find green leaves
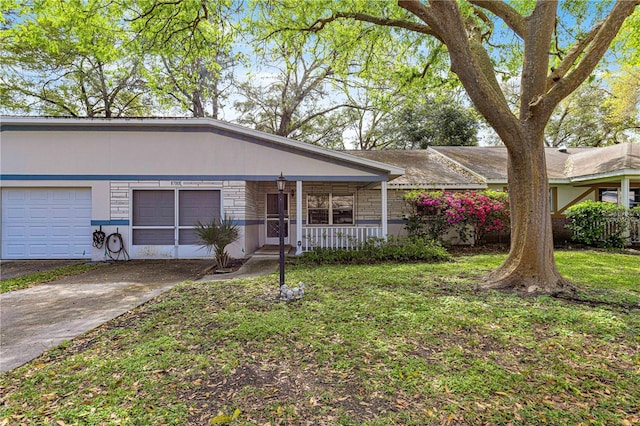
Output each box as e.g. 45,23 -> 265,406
565,200 -> 631,248
194,216 -> 240,268
1,0 -> 150,116
210,408 -> 241,424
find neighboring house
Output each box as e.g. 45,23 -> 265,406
351,144 -> 640,243
1,116 -> 638,260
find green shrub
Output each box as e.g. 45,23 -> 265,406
296,236 -> 451,265
565,201 -> 629,248
194,216 -> 240,268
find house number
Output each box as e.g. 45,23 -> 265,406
171,181 -> 183,187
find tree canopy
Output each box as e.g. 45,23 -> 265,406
1,0 -> 639,294
252,0 -> 639,293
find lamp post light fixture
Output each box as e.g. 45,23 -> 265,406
277,172 -> 286,289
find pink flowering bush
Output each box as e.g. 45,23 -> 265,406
404,190 -> 510,245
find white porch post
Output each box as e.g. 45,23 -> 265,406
381,180 -> 388,239
621,177 -> 631,209
296,180 -> 303,255
621,177 -> 631,243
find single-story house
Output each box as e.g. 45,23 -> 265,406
0,117 -> 404,260
350,144 -> 640,243
1,116 -> 638,260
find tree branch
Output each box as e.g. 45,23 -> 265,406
546,22 -> 602,88
401,0 -> 520,146
300,10 -> 443,42
468,0 -> 527,38
520,0 -> 558,122
544,0 -> 640,115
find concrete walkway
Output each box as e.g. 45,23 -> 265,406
200,257 -> 279,281
0,257 -> 279,373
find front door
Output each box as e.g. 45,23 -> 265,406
266,193 -> 289,245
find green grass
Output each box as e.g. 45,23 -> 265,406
0,263 -> 100,293
1,250 -> 638,425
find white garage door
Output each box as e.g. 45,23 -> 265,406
1,188 -> 92,259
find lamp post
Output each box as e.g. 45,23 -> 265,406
277,172 -> 286,289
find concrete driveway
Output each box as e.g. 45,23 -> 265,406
0,260 -> 212,373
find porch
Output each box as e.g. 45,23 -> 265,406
301,226 -> 383,251
246,179 -> 393,255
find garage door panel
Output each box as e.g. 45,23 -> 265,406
5,244 -> 26,257
29,226 -> 49,238
2,188 -> 91,259
51,225 -> 72,237
75,191 -> 92,201
6,191 -> 26,201
51,191 -> 72,201
6,207 -> 25,219
5,225 -> 26,238
29,208 -> 50,220
72,208 -> 92,220
26,190 -> 48,201
28,245 -> 47,256
52,208 -> 72,219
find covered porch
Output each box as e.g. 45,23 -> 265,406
245,178 -> 392,255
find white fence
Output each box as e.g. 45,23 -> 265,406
602,216 -> 640,245
301,226 -> 382,251
630,217 -> 640,244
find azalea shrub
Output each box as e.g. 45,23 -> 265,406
404,190 -> 510,245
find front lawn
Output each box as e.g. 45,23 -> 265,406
1,250 -> 638,425
0,263 -> 100,294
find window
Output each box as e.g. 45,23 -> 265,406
549,187 -> 557,214
599,188 -> 619,204
308,194 -> 354,225
598,188 -> 640,207
132,189 -> 220,245
633,189 -> 640,208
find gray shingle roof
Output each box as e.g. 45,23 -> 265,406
346,149 -> 485,188
432,144 -> 640,181
346,143 -> 639,187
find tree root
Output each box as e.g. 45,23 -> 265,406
478,273 -> 577,297
552,292 -> 640,311
477,275 -> 638,310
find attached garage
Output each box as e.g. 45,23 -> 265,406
1,188 -> 92,259
1,117 -> 404,260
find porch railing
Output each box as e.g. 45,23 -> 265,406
301,226 -> 382,251
630,216 -> 640,244
602,215 -> 640,245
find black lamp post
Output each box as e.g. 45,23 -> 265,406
277,172 -> 286,289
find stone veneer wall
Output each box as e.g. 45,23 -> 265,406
244,181 -> 262,254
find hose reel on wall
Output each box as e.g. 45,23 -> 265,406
92,226 -> 130,261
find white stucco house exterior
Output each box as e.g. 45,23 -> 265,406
2,116 -> 638,260
0,117 -> 404,260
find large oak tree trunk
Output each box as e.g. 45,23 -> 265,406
481,131 -> 573,295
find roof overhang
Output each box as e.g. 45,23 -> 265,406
569,169 -> 640,183
388,183 -> 488,190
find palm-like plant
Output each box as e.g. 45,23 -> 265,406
194,216 -> 240,269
